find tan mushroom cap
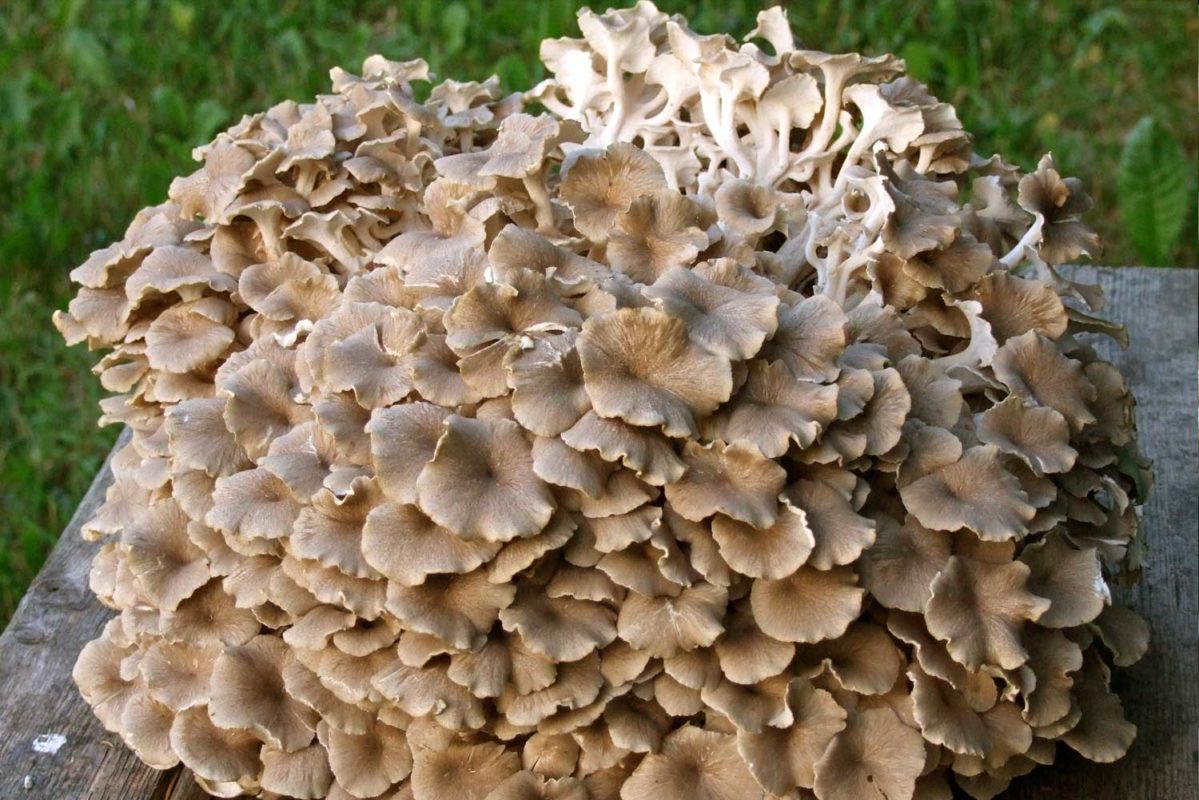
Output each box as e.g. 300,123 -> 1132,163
121,690 -> 181,769
799,620 -> 902,696
415,415 -> 555,542
500,589 -> 618,662
123,498 -> 211,610
1020,532 -> 1108,628
643,262 -> 780,361
735,678 -> 846,793
260,742 -> 335,799
812,706 -> 926,800
209,635 -> 318,752
708,359 -> 838,458
787,478 -> 877,569
141,639 -> 221,712
750,566 -> 864,644
992,331 -> 1097,432
761,295 -> 847,383
410,734 -> 521,800
858,514 -> 952,613
324,719 -> 412,797
607,189 -> 709,284
925,555 -> 1050,671
666,440 -> 786,529
711,500 -> 814,579
385,569 -> 515,650
170,705 -> 263,783
561,143 -> 667,241
506,332 -> 591,437
578,307 -> 733,438
362,501 -> 501,587
900,445 -> 1035,542
617,582 -> 728,658
622,725 -> 762,800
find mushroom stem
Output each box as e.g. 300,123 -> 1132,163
1000,213 -> 1046,268
523,172 -> 556,233
600,58 -> 628,147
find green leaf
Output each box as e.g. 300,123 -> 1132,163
1117,117 -> 1191,266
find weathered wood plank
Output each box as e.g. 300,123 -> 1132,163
0,267 -> 1194,799
0,428 -> 180,799
1007,266 -> 1199,799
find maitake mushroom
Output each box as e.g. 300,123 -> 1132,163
59,6 -> 1151,799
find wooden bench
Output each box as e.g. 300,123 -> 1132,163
1,266 -> 1194,800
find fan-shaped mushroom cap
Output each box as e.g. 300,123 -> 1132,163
385,569 -> 515,650
411,731 -> 521,800
706,359 -> 838,458
750,567 -> 864,644
362,502 -> 500,586
761,295 -> 847,383
666,440 -> 785,528
141,639 -> 221,712
500,589 -> 618,662
1020,532 -> 1108,628
1060,654 -> 1136,763
74,620 -> 140,733
561,412 -> 686,486
787,478 -> 877,569
617,582 -> 728,658
900,445 -> 1035,542
813,706 -> 926,800
561,144 -> 667,241
992,331 -> 1097,432
324,719 -> 411,797
977,396 -> 1077,476
170,705 -> 263,783
736,679 -> 846,793
969,271 -> 1067,343
416,415 -> 555,542
711,500 -> 814,579
485,771 -> 590,800
607,189 -> 709,283
643,262 -> 779,360
123,498 -> 211,610
260,742 -> 335,798
121,691 -> 181,769
859,515 -> 951,612
507,332 -> 591,437
622,726 -> 761,800
209,635 -> 318,751
578,308 -> 733,438
926,555 -> 1050,671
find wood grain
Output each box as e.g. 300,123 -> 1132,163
0,267 -> 1194,799
0,428 -> 180,799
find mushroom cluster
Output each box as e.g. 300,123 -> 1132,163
57,5 -> 1152,799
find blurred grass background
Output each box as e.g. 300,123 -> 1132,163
0,0 -> 1195,623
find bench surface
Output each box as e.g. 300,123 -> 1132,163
0,266 -> 1194,800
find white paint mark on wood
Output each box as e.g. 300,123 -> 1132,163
31,734 -> 66,755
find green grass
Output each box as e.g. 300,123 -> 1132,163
0,0 -> 1195,623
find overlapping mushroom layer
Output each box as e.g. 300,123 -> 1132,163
58,5 -> 1151,799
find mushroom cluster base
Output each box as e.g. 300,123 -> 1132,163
57,5 -> 1151,799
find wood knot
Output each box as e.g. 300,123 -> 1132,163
29,574 -> 88,610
